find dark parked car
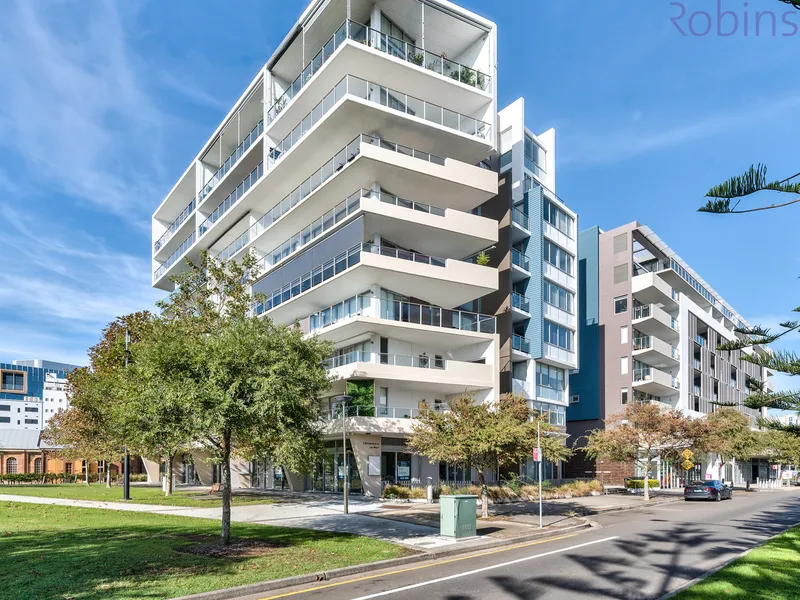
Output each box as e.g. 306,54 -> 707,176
684,480 -> 733,501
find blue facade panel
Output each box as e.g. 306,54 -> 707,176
0,363 -> 72,401
568,227 -> 601,421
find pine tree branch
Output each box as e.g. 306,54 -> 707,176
699,164 -> 800,214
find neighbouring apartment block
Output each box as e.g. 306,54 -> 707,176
0,359 -> 78,432
567,223 -> 772,487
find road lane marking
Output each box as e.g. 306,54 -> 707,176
258,532 -> 589,599
345,536 -> 619,600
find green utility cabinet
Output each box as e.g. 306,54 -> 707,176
440,494 -> 477,538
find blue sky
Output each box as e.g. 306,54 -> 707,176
0,0 -> 798,397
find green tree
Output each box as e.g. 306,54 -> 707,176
584,402 -> 696,501
699,164 -> 800,431
693,408 -> 763,479
408,393 -> 571,518
151,251 -> 333,544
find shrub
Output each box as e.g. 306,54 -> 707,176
625,478 -> 660,490
130,474 -> 149,483
408,487 -> 427,500
382,484 -> 410,499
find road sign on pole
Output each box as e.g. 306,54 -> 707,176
681,449 -> 694,461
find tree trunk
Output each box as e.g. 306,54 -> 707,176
643,471 -> 650,501
85,460 -> 90,485
165,454 -> 174,497
477,471 -> 489,518
221,430 -> 232,546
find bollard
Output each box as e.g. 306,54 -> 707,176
427,477 -> 433,504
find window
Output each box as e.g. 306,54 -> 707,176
0,404 -> 9,411
620,326 -> 629,344
524,133 -> 546,175
543,199 -> 574,238
1,371 -> 24,392
544,320 -> 574,351
614,263 -> 629,284
536,364 -> 566,402
621,357 -> 629,375
544,240 -> 573,274
613,233 -> 628,254
24,406 -> 38,413
570,395 -> 580,405
24,419 -> 38,425
530,401 -> 566,426
621,388 -> 629,405
65,462 -> 73,475
34,458 -> 42,474
614,296 -> 628,314
5,457 -> 17,474
544,281 -> 574,314
378,387 -> 388,416
0,417 -> 9,424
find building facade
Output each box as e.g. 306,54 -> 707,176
476,98 -> 577,481
152,0 -> 503,496
0,360 -> 78,431
568,222 -> 771,486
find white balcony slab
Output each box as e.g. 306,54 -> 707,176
328,360 -> 494,394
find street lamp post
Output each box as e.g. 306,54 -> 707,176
123,328 -> 131,501
334,394 -> 352,515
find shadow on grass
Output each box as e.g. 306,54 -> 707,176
1,503 -> 401,600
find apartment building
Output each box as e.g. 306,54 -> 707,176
476,98 -> 577,481
568,223 -> 771,486
151,0 -> 501,496
0,360 -> 78,431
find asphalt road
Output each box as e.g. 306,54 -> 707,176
241,488 -> 800,600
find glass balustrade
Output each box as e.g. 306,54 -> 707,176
512,334 -> 531,354
267,20 -> 491,123
511,293 -> 530,313
198,162 -> 264,237
512,208 -> 529,230
322,351 -> 447,370
512,249 -> 529,270
154,232 -> 196,280
199,120 -> 264,203
154,198 -> 196,253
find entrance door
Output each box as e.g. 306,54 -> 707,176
752,462 -> 760,482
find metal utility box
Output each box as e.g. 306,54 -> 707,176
440,494 -> 477,538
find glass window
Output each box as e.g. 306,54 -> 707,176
544,241 -> 573,275
544,281 -> 574,314
543,199 -> 574,238
536,363 -> 565,402
524,134 -> 546,175
621,388 -> 629,405
544,320 -> 574,351
614,296 -> 628,314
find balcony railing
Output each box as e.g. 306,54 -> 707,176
252,242 -> 453,316
379,300 -> 496,334
154,231 -> 195,280
154,198 -> 196,254
512,292 -> 530,313
267,20 -> 490,123
633,335 -> 680,359
693,358 -> 702,370
322,351 -> 446,371
374,190 -> 445,216
512,334 -> 531,354
198,162 -> 264,237
695,335 -> 708,347
634,367 -> 680,389
633,304 -> 651,320
199,120 -> 264,203
303,295 -> 496,335
269,74 -> 491,164
511,208 -> 530,230
512,249 -> 529,271
321,405 -> 432,420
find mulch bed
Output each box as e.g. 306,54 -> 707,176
174,535 -> 288,559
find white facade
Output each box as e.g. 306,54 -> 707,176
42,372 -> 69,428
498,98 -> 577,438
152,0 -> 500,495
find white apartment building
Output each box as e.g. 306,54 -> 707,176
151,0 -> 501,496
0,361 -> 75,431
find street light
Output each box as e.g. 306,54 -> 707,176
123,328 -> 131,501
334,394 -> 352,514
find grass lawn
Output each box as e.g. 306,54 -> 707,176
673,526 -> 800,600
0,483 -> 277,507
1,501 -> 411,600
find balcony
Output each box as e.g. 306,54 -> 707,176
693,358 -> 702,370
632,271 -> 679,308
199,162 -> 265,238
253,242 -> 497,325
511,292 -> 530,317
511,249 -> 530,282
632,335 -> 680,369
543,343 -> 578,369
153,197 -> 196,259
633,367 -> 680,397
695,335 -> 708,348
511,208 -> 530,244
267,20 -> 491,133
198,120 -> 264,205
268,73 -> 491,168
512,334 -> 531,360
632,304 -> 679,338
301,296 -> 496,348
324,351 -> 494,394
153,231 -> 195,283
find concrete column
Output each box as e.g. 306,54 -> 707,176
284,468 -> 306,492
350,434 -> 382,497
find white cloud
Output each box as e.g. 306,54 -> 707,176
560,94 -> 800,168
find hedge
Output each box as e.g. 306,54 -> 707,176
625,478 -> 661,489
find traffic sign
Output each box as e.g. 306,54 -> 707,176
681,449 -> 694,460
532,447 -> 541,461
681,460 -> 694,471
